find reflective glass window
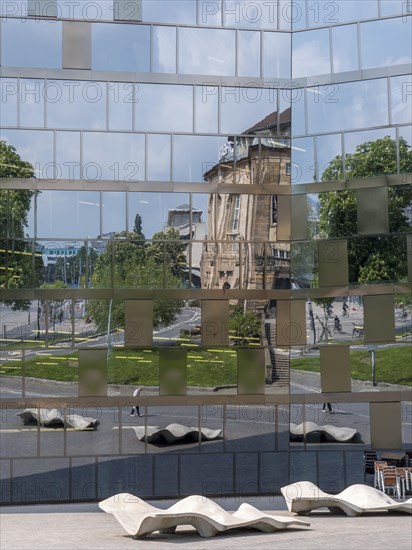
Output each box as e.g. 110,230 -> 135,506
262,32 -> 291,78
289,0 -> 306,30
92,23 -> 150,72
56,131 -> 81,180
142,0 -> 197,24
391,75 -> 412,125
307,0 -> 377,27
56,0 -> 113,19
83,133 -> 145,182
128,192 -> 190,239
36,191 -> 100,239
0,78 -> 18,127
20,79 -> 45,128
307,79 -> 388,134
46,81 -> 107,130
380,1 -> 407,17
399,126 -> 412,175
0,129 -> 53,179
222,0 -> 278,29
195,85 -> 219,134
173,135 -> 226,182
147,134 -> 171,181
102,192 -> 126,235
198,0 -> 222,27
291,137 -> 315,185
179,28 -> 236,75
108,82 -> 134,131
135,84 -> 193,132
220,87 -> 278,135
1,18 -> 62,68
316,134 -> 343,182
360,18 -> 411,69
344,128 -> 397,178
152,26 -> 177,73
293,28 -> 330,78
332,24 -> 359,73
238,31 -> 260,77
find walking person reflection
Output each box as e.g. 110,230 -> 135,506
130,386 -> 143,417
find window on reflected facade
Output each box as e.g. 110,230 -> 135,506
0,0 -> 410,503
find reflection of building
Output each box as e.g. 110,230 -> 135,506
201,109 -> 291,295
163,204 -> 206,287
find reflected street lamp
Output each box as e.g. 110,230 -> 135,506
367,345 -> 377,386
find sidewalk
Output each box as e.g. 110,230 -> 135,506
1,498 -> 411,549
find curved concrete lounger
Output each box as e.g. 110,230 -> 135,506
133,423 -> 222,444
281,481 -> 412,516
99,493 -> 309,538
16,408 -> 99,430
290,421 -> 357,442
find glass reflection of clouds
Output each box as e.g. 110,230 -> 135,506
1,18 -> 61,68
307,79 -> 388,134
179,27 -> 235,76
360,18 -> 411,70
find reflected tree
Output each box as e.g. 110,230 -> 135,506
320,136 -> 412,283
0,140 -> 43,309
88,232 -> 186,332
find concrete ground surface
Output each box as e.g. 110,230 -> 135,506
1,497 -> 411,550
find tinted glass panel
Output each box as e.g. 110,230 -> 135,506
179,28 -> 235,76
92,24 -> 150,72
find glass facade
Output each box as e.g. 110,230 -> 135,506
0,0 -> 410,503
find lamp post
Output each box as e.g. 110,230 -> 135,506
367,345 -> 377,386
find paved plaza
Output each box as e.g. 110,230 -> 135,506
1,498 -> 411,550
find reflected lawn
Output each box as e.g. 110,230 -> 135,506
291,345 -> 412,386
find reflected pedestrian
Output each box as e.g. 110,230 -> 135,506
130,386 -> 142,417
322,403 -> 333,413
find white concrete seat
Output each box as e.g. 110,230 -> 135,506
281,481 -> 412,516
99,494 -> 310,538
16,408 -> 99,430
290,421 -> 357,442
133,423 -> 222,444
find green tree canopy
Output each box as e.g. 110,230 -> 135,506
87,232 -> 187,332
0,140 -> 43,308
319,136 -> 412,283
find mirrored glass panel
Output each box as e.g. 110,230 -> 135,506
83,132 -> 145,182
0,78 -> 18,127
142,0 -> 197,24
399,126 -> 412,174
0,190 -> 35,238
316,133 -> 343,182
0,129 -> 54,179
0,19 -> 62,68
128,192 -> 190,239
391,75 -> 412,125
238,31 -> 260,77
36,191 -> 100,239
152,25 -> 177,73
360,17 -> 411,69
179,28 -> 235,76
198,0 -> 222,27
307,79 -> 388,134
108,83 -> 135,131
135,84 -> 193,132
307,0 -> 377,27
220,87 -> 278,135
262,32 -> 291,78
46,81 -> 107,130
147,134 -> 171,181
292,28 -> 330,78
195,85 -> 219,134
380,0 -> 406,16
344,128 -> 397,178
56,0 -> 113,19
55,131 -> 81,181
332,24 -> 359,73
223,0 -> 278,29
173,135 -> 226,182
291,137 -> 315,185
102,192 -> 126,236
92,23 -> 150,72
